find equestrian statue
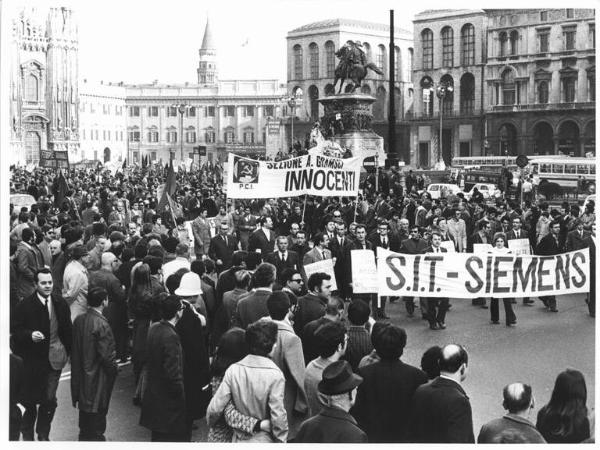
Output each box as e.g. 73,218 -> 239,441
333,40 -> 383,94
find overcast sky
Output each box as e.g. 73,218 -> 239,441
7,0 -> 590,84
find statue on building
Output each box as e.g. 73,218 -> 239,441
333,40 -> 383,94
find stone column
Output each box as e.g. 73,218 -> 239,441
550,70 -> 561,103
577,67 -> 587,102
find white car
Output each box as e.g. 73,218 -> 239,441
426,183 -> 462,199
463,183 -> 500,200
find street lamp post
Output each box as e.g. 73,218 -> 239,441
436,81 -> 454,170
287,96 -> 297,152
172,103 -> 188,163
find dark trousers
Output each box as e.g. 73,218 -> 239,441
427,298 -> 449,325
540,295 -> 556,309
404,296 -> 415,315
491,298 -> 516,324
10,405 -> 22,441
78,409 -> 107,441
372,296 -> 387,317
151,430 -> 189,442
21,368 -> 61,440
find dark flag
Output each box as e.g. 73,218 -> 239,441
122,158 -> 127,170
53,169 -> 69,208
157,159 -> 177,214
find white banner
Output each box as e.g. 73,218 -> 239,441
473,243 -> 493,253
508,238 -> 531,255
304,259 -> 337,291
226,154 -> 362,199
377,248 -> 590,298
351,249 -> 378,293
440,241 -> 456,252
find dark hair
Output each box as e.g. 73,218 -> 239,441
281,268 -> 300,285
245,252 -> 262,271
348,299 -> 370,325
325,296 -> 344,316
231,251 -> 248,267
245,320 -> 278,357
314,321 -> 346,358
143,255 -> 162,275
191,259 -> 206,277
88,287 -> 108,307
312,232 -> 326,246
159,294 -> 182,321
134,243 -> 148,260
258,216 -> 270,227
253,263 -> 276,288
540,369 -> 588,438
164,236 -> 180,253
204,258 -> 216,273
503,383 -> 533,414
373,324 -> 407,360
439,344 -> 469,373
34,267 -> 53,284
478,220 -> 489,230
22,227 -> 35,243
165,273 -> 183,295
210,328 -> 248,378
307,272 -> 331,292
266,291 -> 291,321
421,346 -> 442,379
175,243 -> 189,257
92,222 -> 107,237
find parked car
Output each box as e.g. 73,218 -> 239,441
463,183 -> 501,200
10,193 -> 36,212
426,183 -> 462,199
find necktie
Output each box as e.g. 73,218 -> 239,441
44,298 -> 50,319
383,237 -> 387,247
516,231 -> 519,239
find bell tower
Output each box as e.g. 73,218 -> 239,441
197,17 -> 217,85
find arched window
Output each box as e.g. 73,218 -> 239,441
324,83 -> 335,96
440,74 -> 454,115
376,45 -> 386,78
308,85 -> 319,120
361,84 -> 372,95
205,127 -> 216,143
499,31 -> 508,57
363,42 -> 372,62
309,43 -> 319,79
421,76 -> 434,116
502,69 -> 516,105
460,73 -> 475,114
325,41 -> 335,78
293,45 -> 303,79
461,24 -> 475,66
408,48 -> 414,75
538,81 -> 549,104
394,46 -> 401,81
441,27 -> 454,68
373,86 -> 386,121
25,74 -> 38,101
224,127 -> 235,144
509,30 -> 519,55
186,127 -> 196,143
243,127 -> 255,144
421,29 -> 433,69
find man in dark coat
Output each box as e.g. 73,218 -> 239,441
399,226 -> 429,317
369,221 -> 399,319
10,268 -> 72,441
583,224 -> 596,317
232,263 -> 276,329
424,231 -> 450,330
264,236 -> 301,281
140,295 -> 187,442
410,344 -> 474,443
293,272 -> 332,337
295,360 -> 367,443
208,222 -> 239,272
15,227 -> 43,301
351,324 -> 428,442
566,219 -> 591,251
248,216 -> 276,255
70,287 -> 118,441
536,220 -> 563,312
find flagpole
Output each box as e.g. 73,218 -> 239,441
354,196 -> 359,223
166,193 -> 178,230
301,195 -> 308,227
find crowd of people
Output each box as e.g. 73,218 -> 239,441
8,161 -> 595,442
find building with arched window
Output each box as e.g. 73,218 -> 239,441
286,18 -> 414,161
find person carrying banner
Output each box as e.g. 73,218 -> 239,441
399,226 -> 429,319
425,231 -> 449,330
489,233 -> 517,326
536,220 -> 563,312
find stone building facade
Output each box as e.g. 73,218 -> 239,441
409,8 -> 595,168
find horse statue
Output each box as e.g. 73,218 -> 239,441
333,41 -> 383,94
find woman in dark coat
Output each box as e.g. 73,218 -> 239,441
129,264 -> 155,387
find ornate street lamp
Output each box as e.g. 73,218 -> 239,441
287,96 -> 298,152
436,81 -> 454,170
172,103 -> 189,162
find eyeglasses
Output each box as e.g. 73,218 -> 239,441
410,230 -> 419,233
291,278 -> 303,283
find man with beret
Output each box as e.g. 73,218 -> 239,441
295,360 -> 367,443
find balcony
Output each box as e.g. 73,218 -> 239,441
489,102 -> 595,113
406,109 -> 482,121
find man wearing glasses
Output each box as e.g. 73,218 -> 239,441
399,227 -> 429,318
281,268 -> 304,308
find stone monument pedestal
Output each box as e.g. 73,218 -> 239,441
319,93 -> 384,162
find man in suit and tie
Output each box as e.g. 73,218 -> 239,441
330,221 -> 353,300
399,226 -> 430,317
506,217 -> 534,306
265,236 -> 301,282
248,216 -> 276,257
425,231 -> 450,330
303,232 -> 332,266
293,272 -> 333,337
566,219 -> 591,252
410,344 -> 474,443
10,268 -> 72,441
583,223 -> 595,317
232,263 -> 276,329
208,222 -> 239,272
536,220 -> 563,312
369,221 -> 400,319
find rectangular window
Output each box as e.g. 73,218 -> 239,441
590,24 -> 595,48
242,106 -> 255,117
442,31 -> 453,67
186,107 -> 196,117
461,25 -> 475,66
206,106 -> 215,117
186,131 -> 196,143
148,131 -> 159,142
563,78 -> 576,102
224,130 -> 235,144
128,131 -> 140,142
129,106 -> 140,117
459,141 -> 471,157
151,152 -> 157,161
422,32 -> 433,70
540,11 -> 548,22
167,106 -> 178,117
264,105 -> 274,117
148,106 -> 159,117
538,31 -> 549,52
566,9 -> 574,19
243,131 -> 255,144
205,130 -> 216,143
224,106 -> 235,117
167,131 -> 178,143
564,28 -> 576,50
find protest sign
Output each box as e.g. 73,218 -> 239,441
377,248 -> 590,299
304,258 -> 337,291
508,238 -> 531,255
351,249 -> 378,293
226,154 -> 362,199
440,241 -> 455,252
473,243 -> 493,253
184,220 -> 195,252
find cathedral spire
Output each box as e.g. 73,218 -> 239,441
198,15 -> 217,85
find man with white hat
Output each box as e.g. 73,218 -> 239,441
175,272 -> 207,326
294,360 -> 366,443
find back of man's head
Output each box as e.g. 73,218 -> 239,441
159,294 -> 181,321
246,320 -> 278,357
234,269 -> 251,289
325,296 -> 344,317
175,243 -> 189,258
267,291 -> 290,321
314,321 -> 346,359
253,263 -> 276,288
439,344 -> 469,374
373,323 -> 407,360
502,383 -> 533,414
347,300 -> 370,326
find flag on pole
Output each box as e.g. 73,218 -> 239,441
53,169 -> 69,208
157,159 -> 177,213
